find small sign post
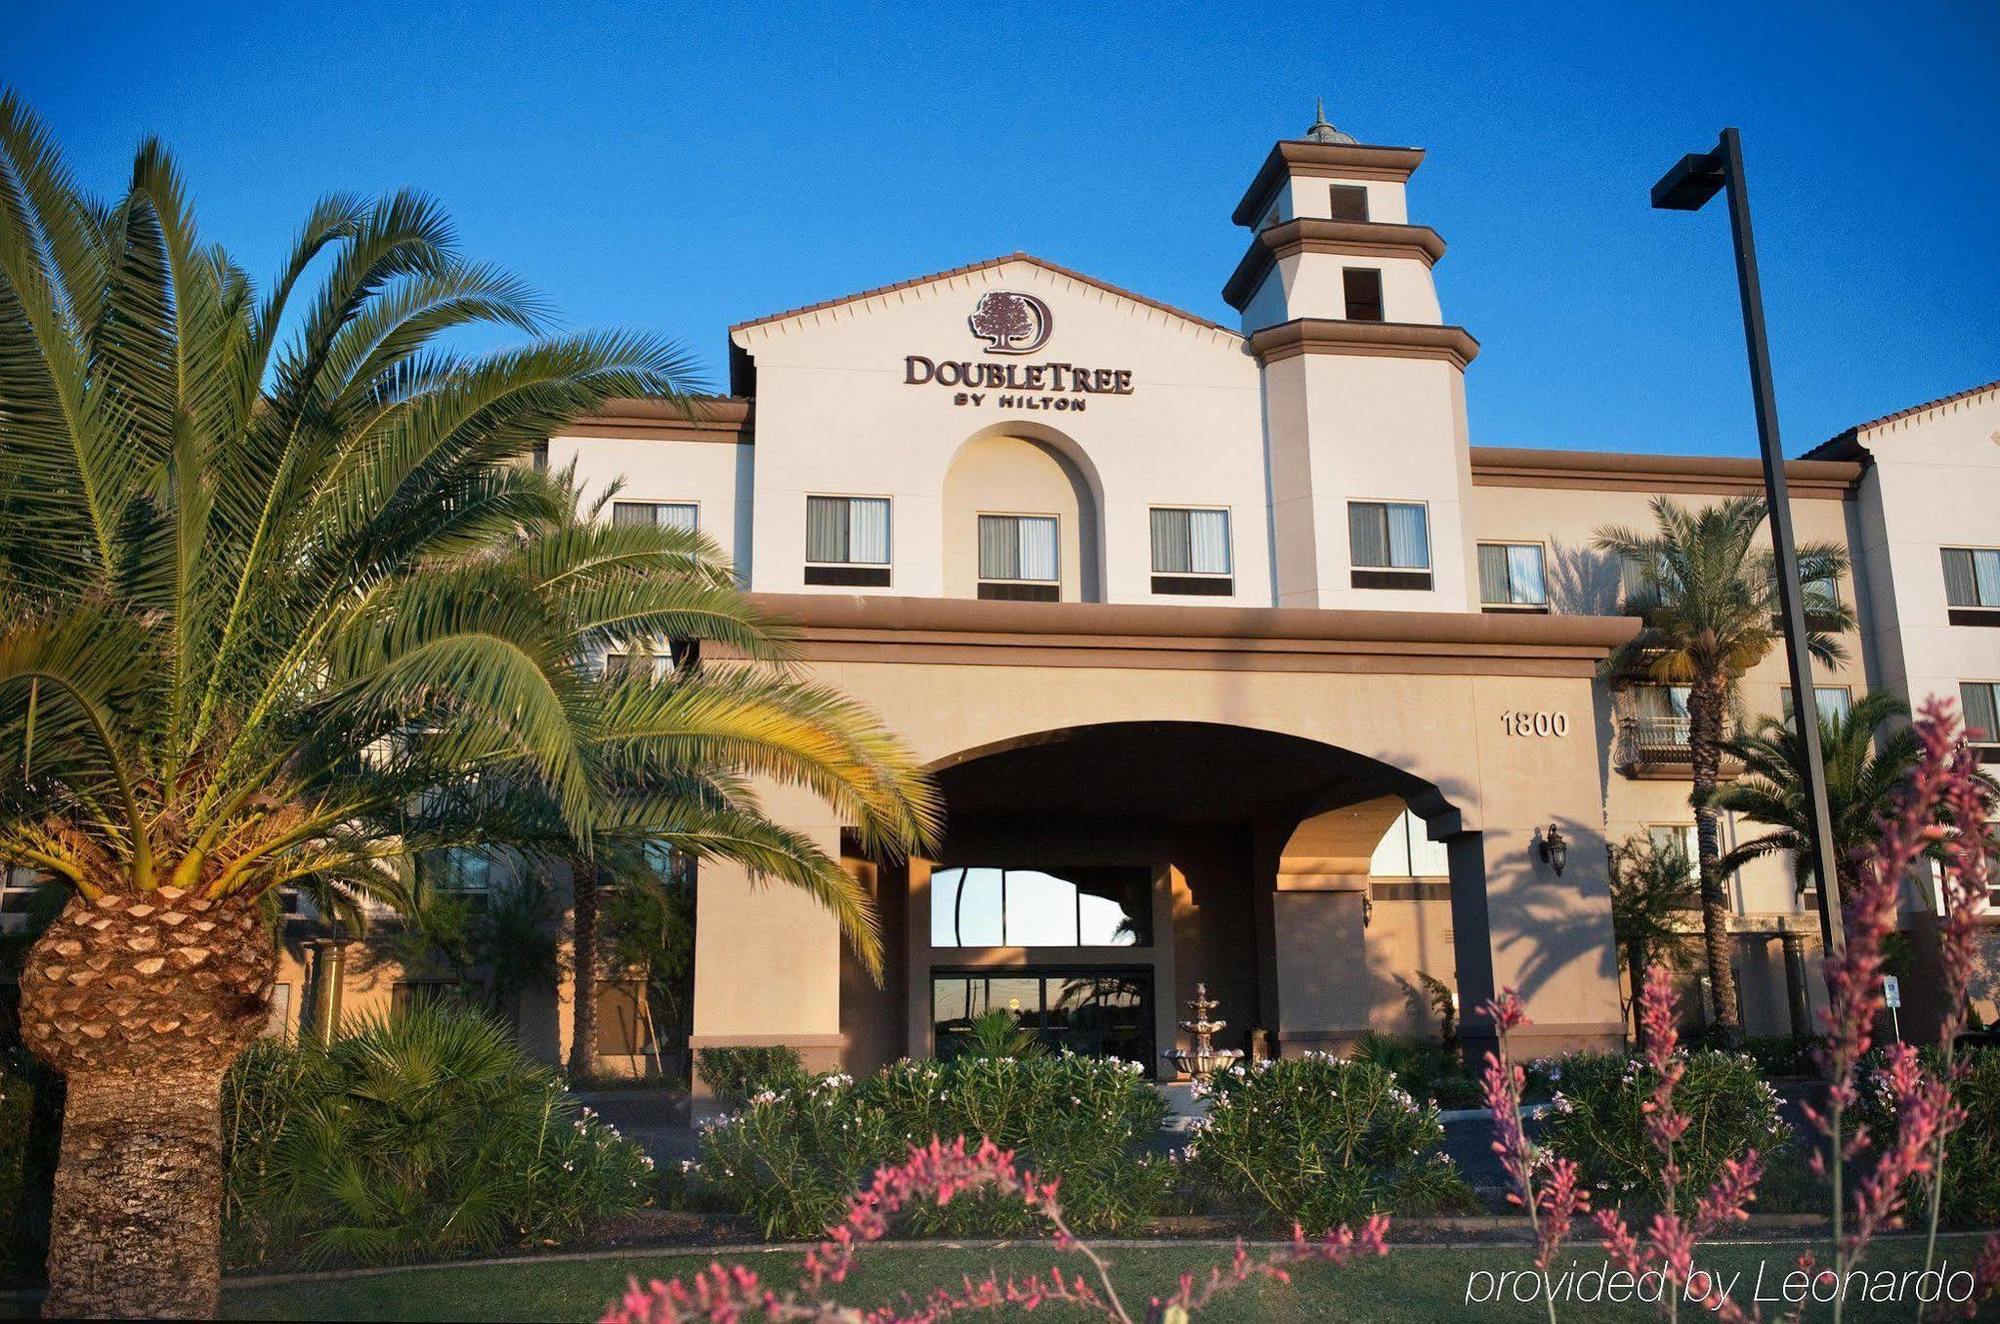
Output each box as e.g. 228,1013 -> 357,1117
1884,974 -> 1902,1042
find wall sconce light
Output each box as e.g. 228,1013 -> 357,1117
1362,895 -> 1374,928
1539,824 -> 1569,876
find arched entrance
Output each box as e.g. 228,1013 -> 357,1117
842,721 -> 1492,1077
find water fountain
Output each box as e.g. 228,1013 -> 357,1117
1162,982 -> 1244,1083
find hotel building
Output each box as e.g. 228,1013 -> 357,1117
24,112 -> 1989,1078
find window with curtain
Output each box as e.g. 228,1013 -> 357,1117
612,500 -> 698,532
806,496 -> 891,564
1635,685 -> 1692,720
1963,682 -> 2000,745
1149,507 -> 1233,595
1477,543 -> 1548,608
1780,686 -> 1854,726
1943,548 -> 2000,609
1348,502 -> 1430,588
1647,825 -> 1699,880
978,515 -> 1059,581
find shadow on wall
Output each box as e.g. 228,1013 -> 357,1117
1488,815 -> 1620,1015
1546,539 -> 1626,617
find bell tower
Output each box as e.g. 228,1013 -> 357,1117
1226,105 -> 1480,611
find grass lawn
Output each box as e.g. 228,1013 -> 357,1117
212,1235 -> 1998,1322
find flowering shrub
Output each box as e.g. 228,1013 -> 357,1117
610,1135 -> 1391,1323
222,1004 -> 652,1268
696,1053 -> 1170,1238
694,1044 -> 808,1109
1189,1053 -> 1475,1231
1536,1048 -> 1788,1207
1858,1044 -> 2000,1229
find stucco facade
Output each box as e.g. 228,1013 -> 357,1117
191,116 -> 2000,1081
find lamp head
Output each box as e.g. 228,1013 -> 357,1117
1652,149 -> 1727,211
1540,823 -> 1569,876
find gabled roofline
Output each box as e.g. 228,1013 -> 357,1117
727,251 -> 1240,340
1805,376 -> 2000,459
1231,140 -> 1427,228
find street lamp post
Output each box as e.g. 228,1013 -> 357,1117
1651,127 -> 1846,957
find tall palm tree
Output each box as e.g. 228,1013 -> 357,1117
1594,495 -> 1852,1041
1709,691 -> 1924,900
0,94 -> 938,1317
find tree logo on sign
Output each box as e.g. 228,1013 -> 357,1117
967,291 -> 1052,355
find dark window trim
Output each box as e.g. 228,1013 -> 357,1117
977,582 -> 1060,602
1352,568 -> 1432,591
1481,603 -> 1550,615
804,565 -> 891,587
1328,184 -> 1370,222
1342,267 -> 1385,322
1371,880 -> 1451,902
1948,608 -> 2000,628
1152,574 -> 1234,597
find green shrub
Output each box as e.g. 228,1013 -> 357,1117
1350,1031 -> 1480,1109
1857,1044 -> 2000,1228
696,1053 -> 1170,1238
0,1047 -> 61,1279
1189,1053 -> 1476,1231
222,1005 -> 652,1269
695,1045 -> 807,1109
1538,1049 -> 1790,1207
1691,1027 -> 1817,1078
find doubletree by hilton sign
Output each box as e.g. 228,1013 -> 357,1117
902,291 -> 1132,411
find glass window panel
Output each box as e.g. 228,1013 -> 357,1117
657,503 -> 698,532
1943,549 -> 1976,606
612,501 -> 653,528
1187,509 -> 1231,575
1386,503 -> 1430,569
1976,550 -> 2000,607
1001,870 -> 1081,946
986,977 -> 1043,1024
847,498 -> 890,564
1348,503 -> 1389,568
1016,517 -> 1058,581
1964,683 -> 2000,742
930,867 -> 1003,947
1409,817 -> 1450,877
1803,572 -> 1840,612
1369,811 -> 1414,877
806,496 -> 847,563
1816,687 -> 1853,722
977,515 -> 1019,580
1637,685 -> 1691,719
1477,545 -> 1510,603
1649,826 -> 1698,879
1507,544 -> 1547,604
1151,508 -> 1192,573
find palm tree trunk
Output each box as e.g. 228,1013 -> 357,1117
1626,939 -> 1648,1046
1688,674 -> 1742,1042
19,885 -> 275,1318
568,861 -> 600,1082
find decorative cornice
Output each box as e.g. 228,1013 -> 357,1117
745,592 -> 1636,678
1233,141 -> 1427,227
563,396 -> 754,443
1223,218 -> 1447,311
1468,446 -> 1863,499
1247,318 -> 1479,370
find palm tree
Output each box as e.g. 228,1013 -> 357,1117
1606,833 -> 1701,1044
0,94 -> 938,1317
1594,495 -> 1852,1041
1709,691 -> 1923,900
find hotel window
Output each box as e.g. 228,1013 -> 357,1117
1477,542 -> 1549,612
1647,825 -> 1699,881
1942,548 -> 2000,625
804,495 -> 891,586
1,861 -> 46,935
1150,506 -> 1233,596
1369,810 -> 1449,879
976,514 -> 1060,602
612,500 -> 698,532
1780,686 -> 1854,727
603,648 -> 680,682
930,865 -> 1153,948
1328,184 -> 1370,222
932,971 -> 1152,1065
1343,268 -> 1385,321
417,847 -> 492,909
1348,501 -> 1431,590
1963,682 -> 2000,759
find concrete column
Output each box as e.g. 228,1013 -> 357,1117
1445,831 -> 1497,1062
688,782 -> 846,1100
1783,933 -> 1810,1038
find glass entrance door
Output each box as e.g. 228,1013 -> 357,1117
931,969 -> 1154,1067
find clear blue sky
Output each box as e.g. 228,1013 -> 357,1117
10,2 -> 1998,456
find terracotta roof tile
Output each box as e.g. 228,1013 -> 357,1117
1807,376 -> 2000,458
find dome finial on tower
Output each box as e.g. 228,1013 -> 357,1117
1304,97 -> 1356,145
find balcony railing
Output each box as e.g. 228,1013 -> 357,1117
1614,715 -> 1744,779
